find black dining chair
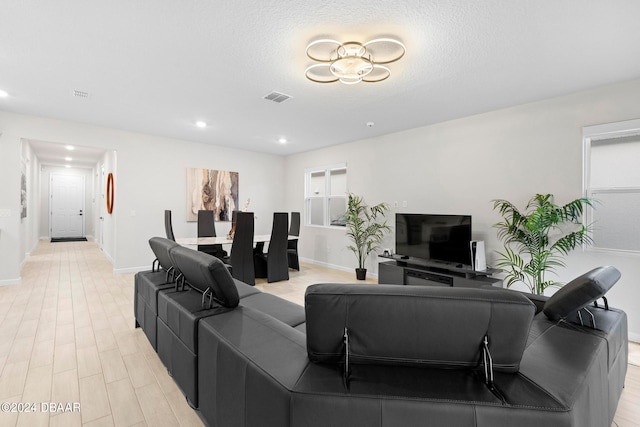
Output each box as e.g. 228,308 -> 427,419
255,212 -> 289,283
197,210 -> 227,259
287,211 -> 300,270
164,210 -> 175,241
225,212 -> 256,285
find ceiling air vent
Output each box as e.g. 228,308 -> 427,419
73,90 -> 91,99
263,91 -> 292,103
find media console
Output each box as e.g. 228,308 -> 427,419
378,255 -> 502,288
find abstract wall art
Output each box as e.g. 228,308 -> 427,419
186,168 -> 239,222
20,160 -> 27,219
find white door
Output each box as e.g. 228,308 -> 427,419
50,174 -> 85,238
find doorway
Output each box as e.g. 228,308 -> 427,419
50,173 -> 85,238
98,164 -> 105,250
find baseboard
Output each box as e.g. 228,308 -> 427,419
24,239 -> 40,261
298,257 -> 379,278
101,249 -> 115,265
629,332 -> 640,343
113,266 -> 149,275
0,277 -> 21,286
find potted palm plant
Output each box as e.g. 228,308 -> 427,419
345,193 -> 391,280
492,193 -> 593,295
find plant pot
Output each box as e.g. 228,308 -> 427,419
355,268 -> 367,280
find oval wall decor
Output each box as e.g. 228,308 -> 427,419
106,173 -> 114,214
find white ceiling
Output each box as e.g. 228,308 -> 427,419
2,0 -> 640,161
27,139 -> 106,169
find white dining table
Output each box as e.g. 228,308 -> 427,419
175,235 -> 297,246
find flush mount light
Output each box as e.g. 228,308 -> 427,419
65,157 -> 72,161
0,90 -> 8,98
305,38 -> 405,84
196,121 -> 207,128
65,145 -> 75,151
278,138 -> 287,144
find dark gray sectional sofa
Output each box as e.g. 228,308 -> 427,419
134,237 -> 628,427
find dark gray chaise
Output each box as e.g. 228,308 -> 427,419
135,238 -> 304,408
135,238 -> 627,427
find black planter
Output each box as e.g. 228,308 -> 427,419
355,268 -> 367,280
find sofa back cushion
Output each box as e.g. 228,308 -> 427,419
149,236 -> 179,271
543,266 -> 621,321
170,246 -> 240,308
305,284 -> 535,372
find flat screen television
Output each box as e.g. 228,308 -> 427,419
395,213 -> 472,266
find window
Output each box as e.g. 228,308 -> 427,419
584,119 -> 640,252
305,163 -> 347,227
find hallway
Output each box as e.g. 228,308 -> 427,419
0,241 -> 204,426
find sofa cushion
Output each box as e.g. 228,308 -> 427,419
240,292 -> 305,327
543,266 -> 621,321
235,279 -> 262,299
170,246 -> 240,308
305,284 -> 535,373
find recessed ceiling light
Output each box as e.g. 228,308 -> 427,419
196,121 -> 207,128
65,157 -> 72,161
65,165 -> 71,168
278,138 -> 287,144
65,145 -> 75,151
0,90 -> 8,98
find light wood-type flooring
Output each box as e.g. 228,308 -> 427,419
0,241 -> 638,426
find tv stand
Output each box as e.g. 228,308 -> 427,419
378,255 -> 502,288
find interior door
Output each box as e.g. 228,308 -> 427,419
50,173 -> 85,238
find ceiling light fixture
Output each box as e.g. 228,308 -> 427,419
278,138 -> 287,144
0,90 -> 8,98
305,38 -> 405,84
196,121 -> 207,128
65,145 -> 75,151
65,157 -> 72,161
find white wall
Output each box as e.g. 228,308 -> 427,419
19,141 -> 41,264
100,150 -> 117,263
284,78 -> 640,341
0,131 -> 22,284
0,110 -> 285,278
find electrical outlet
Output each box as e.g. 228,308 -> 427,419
393,201 -> 399,208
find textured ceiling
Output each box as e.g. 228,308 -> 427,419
2,0 -> 640,160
